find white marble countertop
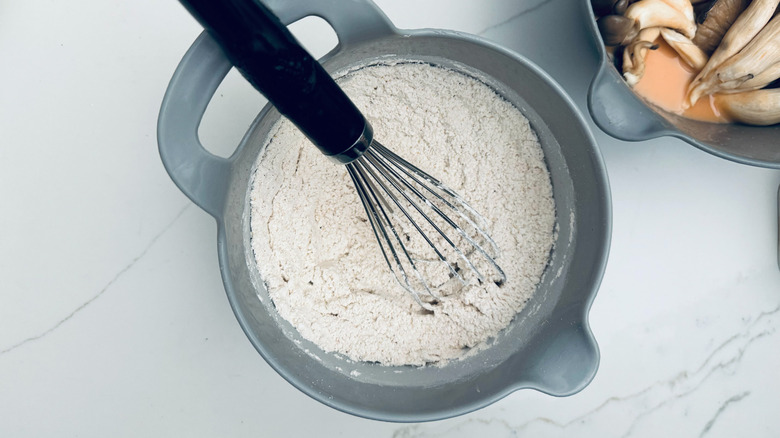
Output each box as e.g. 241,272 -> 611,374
2,0 -> 779,436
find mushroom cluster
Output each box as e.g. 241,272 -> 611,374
595,0 -> 780,125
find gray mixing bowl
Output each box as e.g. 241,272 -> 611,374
158,0 -> 611,422
585,0 -> 780,168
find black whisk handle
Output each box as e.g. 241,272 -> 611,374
178,0 -> 368,161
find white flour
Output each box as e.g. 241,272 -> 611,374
249,62 -> 555,366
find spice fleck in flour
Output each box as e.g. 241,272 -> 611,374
250,62 -> 555,366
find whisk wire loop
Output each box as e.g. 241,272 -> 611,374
346,141 -> 507,307
370,142 -> 505,279
347,162 -> 437,309
360,152 -> 463,282
363,146 -> 490,283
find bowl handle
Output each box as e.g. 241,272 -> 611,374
157,0 -> 395,218
263,0 -> 396,47
587,60 -> 671,142
157,33 -> 232,218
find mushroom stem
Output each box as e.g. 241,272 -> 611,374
623,27 -> 661,85
715,88 -> 780,125
690,14 -> 780,100
688,0 -> 780,104
660,28 -> 709,71
714,62 -> 780,93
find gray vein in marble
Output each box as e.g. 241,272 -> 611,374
699,391 -> 750,437
391,303 -> 779,437
619,330 -> 772,438
393,417 -> 517,438
0,205 -> 191,356
612,301 -> 779,436
475,0 -> 548,36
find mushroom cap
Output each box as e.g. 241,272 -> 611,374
626,0 -> 697,39
598,14 -> 641,45
693,0 -> 751,54
592,0 -> 621,16
592,0 -> 637,16
613,0 -> 633,15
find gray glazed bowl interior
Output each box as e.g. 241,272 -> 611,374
158,0 -> 611,422
584,0 -> 780,168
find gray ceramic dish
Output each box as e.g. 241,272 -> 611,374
585,0 -> 780,168
158,0 -> 611,422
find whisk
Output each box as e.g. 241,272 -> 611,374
179,0 -> 506,308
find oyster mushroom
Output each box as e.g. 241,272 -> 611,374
660,28 -> 709,70
692,0 -> 751,54
613,0 -> 633,15
730,62 -> 780,91
659,0 -> 696,22
598,15 -> 640,45
688,0 -> 780,104
705,62 -> 780,95
617,0 -> 697,85
689,14 -> 780,101
593,0 -> 634,16
623,27 -> 661,85
715,88 -> 780,125
625,0 -> 697,39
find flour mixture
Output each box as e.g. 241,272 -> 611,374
249,62 -> 555,366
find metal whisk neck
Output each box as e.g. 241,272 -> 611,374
326,122 -> 373,165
